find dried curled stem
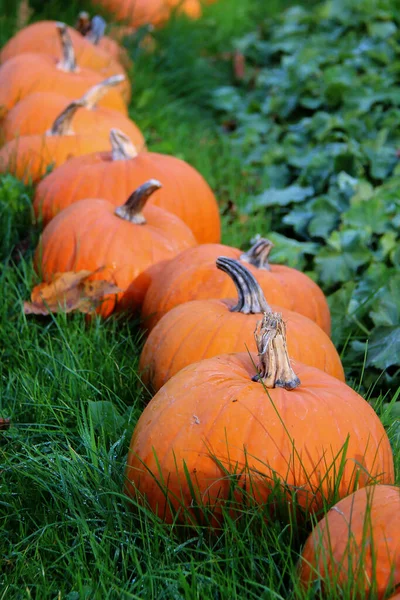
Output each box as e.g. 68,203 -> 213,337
253,312 -> 300,390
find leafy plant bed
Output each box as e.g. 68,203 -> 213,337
209,0 -> 400,395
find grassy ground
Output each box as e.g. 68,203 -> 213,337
1,0 -> 399,598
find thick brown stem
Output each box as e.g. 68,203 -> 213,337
215,257 -> 271,314
56,22 -> 78,72
46,100 -> 84,136
80,75 -> 125,110
240,238 -> 274,271
115,180 -> 162,224
110,129 -> 139,161
76,13 -> 107,44
75,11 -> 91,36
253,312 -> 300,390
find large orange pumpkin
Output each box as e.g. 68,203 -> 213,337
33,129 -> 220,243
0,24 -> 127,119
139,257 -> 344,391
0,100 -> 116,184
0,20 -> 130,101
125,312 -> 394,524
34,180 -> 197,317
141,238 -> 331,334
2,76 -> 143,146
299,485 -> 400,598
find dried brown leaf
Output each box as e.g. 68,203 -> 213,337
0,418 -> 10,431
24,270 -> 121,315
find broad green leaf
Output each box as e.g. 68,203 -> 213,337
367,327 -> 400,369
245,185 -> 314,212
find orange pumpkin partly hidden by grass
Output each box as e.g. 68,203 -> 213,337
33,129 -> 220,243
34,180 -> 197,317
299,485 -> 400,599
2,76 -> 143,146
125,312 -> 394,525
0,24 -> 127,119
141,238 -> 331,334
139,257 -> 344,391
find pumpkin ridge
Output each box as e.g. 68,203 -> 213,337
161,305 -> 214,385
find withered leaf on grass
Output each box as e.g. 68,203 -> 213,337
0,418 -> 10,431
24,270 -> 121,315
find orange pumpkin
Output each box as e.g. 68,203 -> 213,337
125,312 -> 394,524
34,180 -> 197,317
0,20 -> 130,101
33,129 -> 220,243
0,24 -> 127,119
139,257 -> 344,391
75,12 -> 132,70
2,76 -> 143,146
91,0 -> 170,28
299,485 -> 400,598
141,238 -> 331,334
0,100 -> 116,184
167,0 -> 202,19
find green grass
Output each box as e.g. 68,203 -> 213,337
1,0 -> 400,598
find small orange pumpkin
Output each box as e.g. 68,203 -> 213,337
0,23 -> 127,119
2,76 -> 143,146
34,180 -> 197,317
33,129 -> 220,243
299,485 -> 400,598
167,0 -> 202,19
91,0 -> 170,28
0,99 -> 116,184
125,312 -> 394,524
0,20 -> 130,101
139,257 -> 344,391
141,238 -> 331,334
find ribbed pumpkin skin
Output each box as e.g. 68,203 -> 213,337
34,198 -> 197,317
299,485 -> 400,598
0,21 -> 130,101
0,133 -> 114,184
0,53 -> 127,118
2,93 -> 144,146
125,354 -> 394,523
139,298 -> 344,391
141,244 -> 331,334
33,151 -> 220,243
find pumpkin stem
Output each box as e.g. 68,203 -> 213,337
56,22 -> 78,73
254,312 -> 300,390
115,179 -> 162,224
215,257 -> 271,314
76,12 -> 107,44
110,128 -> 139,160
75,11 -> 91,36
240,238 -> 274,271
80,75 -> 125,110
46,100 -> 84,136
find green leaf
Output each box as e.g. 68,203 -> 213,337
245,185 -> 314,212
88,400 -> 126,437
367,326 -> 400,369
369,274 -> 400,327
267,232 -> 318,269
